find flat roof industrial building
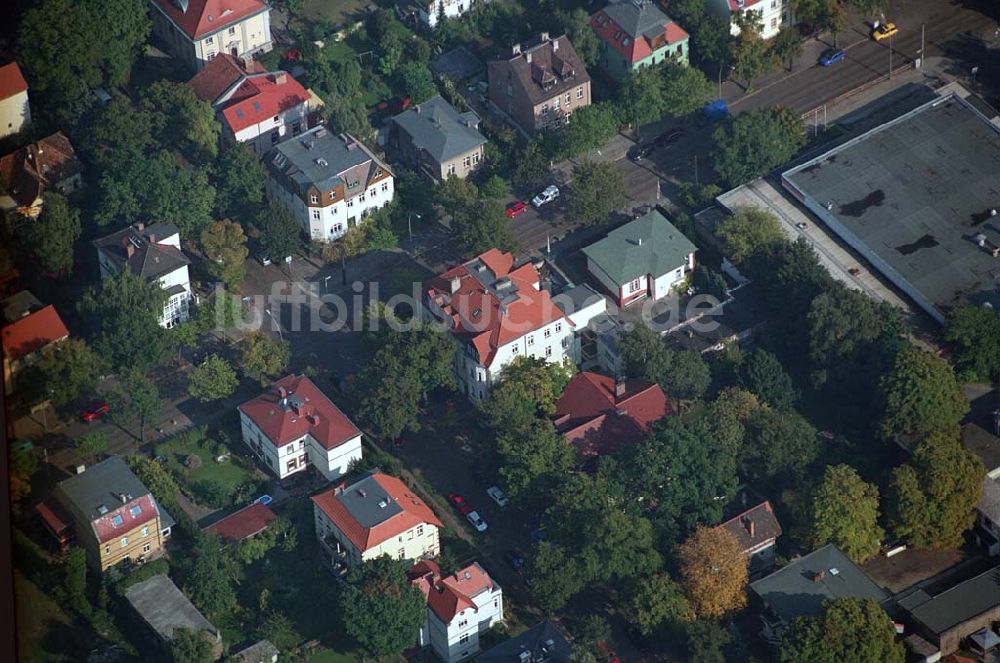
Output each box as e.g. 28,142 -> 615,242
782,92 -> 1000,323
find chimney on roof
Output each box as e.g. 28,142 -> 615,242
525,51 -> 532,64
449,276 -> 461,294
278,386 -> 288,399
512,43 -> 522,56
307,413 -> 319,426
119,493 -> 128,504
552,37 -> 559,51
274,71 -> 287,85
614,378 -> 626,399
135,222 -> 145,231
813,570 -> 825,582
540,32 -> 549,42
334,482 -> 346,495
638,237 -> 643,246
746,517 -> 755,537
126,244 -> 135,258
147,232 -> 157,244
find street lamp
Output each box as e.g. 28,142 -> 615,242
408,212 -> 422,240
264,307 -> 284,343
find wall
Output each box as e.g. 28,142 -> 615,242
268,171 -> 394,243
96,518 -> 165,571
193,12 -> 273,70
313,501 -> 440,566
234,102 -> 308,155
308,435 -> 362,482
0,91 -> 30,138
430,586 -> 504,662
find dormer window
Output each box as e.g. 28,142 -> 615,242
112,515 -> 124,527
130,505 -> 142,517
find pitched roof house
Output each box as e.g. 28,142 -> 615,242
410,560 -> 504,662
716,486 -> 782,576
238,374 -> 363,481
488,33 -> 592,135
0,61 -> 30,138
423,248 -> 574,401
149,0 -> 273,71
1,301 -> 68,393
0,131 -> 84,218
389,95 -> 487,181
203,502 -> 277,542
93,223 -> 192,328
232,640 -> 279,663
125,574 -> 222,658
312,471 -> 442,565
552,371 -> 669,458
582,209 -> 696,307
590,0 -> 690,80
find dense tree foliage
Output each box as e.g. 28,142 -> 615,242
254,202 -> 302,261
712,107 -> 806,187
239,332 -> 290,386
22,194 -> 81,275
739,348 -> 797,410
497,418 -> 574,506
108,369 -> 161,443
339,557 -> 426,658
944,305 -> 1000,382
188,355 -> 239,402
629,573 -> 691,637
549,103 -> 621,160
141,81 -> 220,162
617,324 -> 709,408
620,63 -> 713,126
22,339 -> 103,413
779,598 -> 904,663
878,346 -> 969,440
453,199 -> 518,254
677,526 -> 748,618
742,408 -> 820,485
481,356 -> 575,434
567,161 -> 627,225
186,533 -> 238,618
810,465 -> 884,563
74,432 -> 108,465
200,219 -> 249,290
715,207 -> 784,265
169,628 -> 214,663
214,142 -> 267,220
79,270 -> 168,371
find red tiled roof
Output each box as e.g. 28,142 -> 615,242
718,500 -> 782,555
1,304 -> 68,362
409,560 -> 497,623
204,502 -> 276,541
187,54 -> 264,102
665,23 -> 689,44
0,62 -> 28,100
425,249 -> 571,368
311,473 -> 442,552
552,372 -> 670,456
92,494 -> 160,544
589,11 -> 688,65
943,655 -> 978,663
36,498 -> 71,537
219,72 -> 309,133
239,374 -> 360,451
0,132 -> 84,209
727,0 -> 764,11
151,0 -> 269,40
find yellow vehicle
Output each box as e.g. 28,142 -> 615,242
873,22 -> 899,41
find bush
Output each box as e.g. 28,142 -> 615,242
115,558 -> 171,595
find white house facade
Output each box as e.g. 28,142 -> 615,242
709,0 -> 791,40
420,0 -> 478,28
0,62 -> 30,138
150,0 -> 273,72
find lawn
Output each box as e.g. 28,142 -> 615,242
155,427 -> 265,508
300,0 -> 370,25
15,573 -> 82,663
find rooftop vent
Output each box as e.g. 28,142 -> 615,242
378,500 -> 388,508
518,651 -> 532,663
829,567 -> 840,576
316,157 -> 328,167
97,504 -> 108,515
315,127 -> 329,138
357,489 -> 367,498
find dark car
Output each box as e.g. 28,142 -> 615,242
628,143 -> 655,161
653,127 -> 685,147
629,128 -> 685,161
505,548 -> 527,570
819,48 -> 846,66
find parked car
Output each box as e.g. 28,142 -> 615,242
505,200 -> 528,218
251,242 -> 272,266
597,643 -> 620,663
653,127 -> 684,147
531,185 -> 560,208
628,143 -> 654,161
448,493 -> 472,515
487,486 -> 509,507
81,401 -> 110,423
504,548 -> 527,570
254,495 -> 273,506
466,510 -> 488,532
795,222 -> 808,229
819,48 -> 846,66
872,22 -> 898,41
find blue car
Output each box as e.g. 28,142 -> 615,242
254,494 -> 273,506
819,48 -> 846,66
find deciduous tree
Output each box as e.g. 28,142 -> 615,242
730,12 -> 773,91
109,370 -> 161,443
568,161 -> 627,226
779,597 -> 904,663
742,408 -> 820,484
24,339 -> 103,413
186,533 -> 238,618
629,573 -> 691,637
528,542 -> 587,613
254,202 -> 302,261
481,356 -> 575,433
453,199 -> 518,254
340,556 -> 426,658
677,526 -> 748,619
200,219 -> 248,290
662,349 -> 711,408
551,103 -> 621,160
23,194 -> 81,275
169,628 -> 214,663
770,27 -> 804,72
395,62 -> 437,104
810,465 -> 883,563
497,419 -> 574,505
557,8 -> 600,67
715,207 -> 784,266
618,322 -> 673,386
712,107 -> 806,187
739,348 -> 797,410
188,355 -> 239,402
214,142 -> 266,220
74,432 -> 108,465
141,80 -> 220,162
127,455 -> 180,506
878,346 -> 968,440
944,305 -> 1000,382
239,332 -> 290,386
79,270 -> 168,371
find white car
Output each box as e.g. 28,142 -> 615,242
487,486 -> 509,507
466,510 -> 488,532
531,185 -> 560,208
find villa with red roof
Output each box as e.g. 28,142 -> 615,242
0,132 -> 84,219
0,61 -> 30,139
423,249 -> 575,401
311,471 -> 442,566
590,0 -> 689,81
188,55 -> 314,154
1,301 -> 68,394
409,560 -> 504,662
149,0 -> 273,72
238,374 -> 363,481
708,0 -> 791,40
716,486 -> 782,576
552,372 -> 670,458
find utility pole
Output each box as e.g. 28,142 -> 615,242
919,23 -> 925,68
694,155 -> 699,186
889,32 -> 893,79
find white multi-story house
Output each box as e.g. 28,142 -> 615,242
410,560 -> 504,663
311,471 -> 442,566
149,0 -> 273,72
423,249 -> 575,402
0,61 -> 30,138
238,374 -> 363,481
93,223 -> 192,328
420,0 -> 478,28
188,55 -> 313,154
266,126 -> 394,242
708,0 -> 791,40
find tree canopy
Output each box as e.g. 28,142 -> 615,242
200,219 -> 248,291
677,526 -> 749,619
141,80 -> 220,163
497,418 -> 574,506
22,193 -> 81,275
742,408 -> 820,485
629,572 -> 691,637
715,207 -> 784,266
214,142 -> 267,220
22,339 -> 103,413
944,305 -> 1000,382
481,355 -> 575,434
739,348 -> 797,410
254,202 -> 302,260
568,161 -> 627,226
779,597 -> 904,663
810,464 -> 884,563
239,332 -> 290,386
188,355 -> 240,402
712,107 -> 806,187
79,270 -> 168,371
339,556 -> 426,658
878,346 -> 969,440
108,369 -> 161,443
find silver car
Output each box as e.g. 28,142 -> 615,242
531,185 -> 560,208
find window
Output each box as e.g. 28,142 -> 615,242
271,131 -> 280,145
141,527 -> 149,537
448,163 -> 457,176
628,278 -> 642,294
463,155 -> 471,168
553,97 -> 560,110
771,17 -> 777,27
542,103 -> 549,115
229,26 -> 236,35
205,36 -> 214,45
544,328 -> 551,338
408,530 -> 414,540
120,537 -> 129,548
473,152 -> 480,164
359,193 -> 366,202
398,548 -> 406,559
459,634 -> 470,645
142,543 -> 151,553
417,525 -> 424,536
292,121 -> 302,135
562,337 -> 569,349
555,323 -> 562,333
105,545 -> 110,554
577,86 -> 584,99
111,515 -> 124,527
333,223 -> 343,233
512,343 -> 519,353
382,181 -> 389,191
310,194 -> 319,204
527,335 -> 534,346
130,505 -> 142,517
312,209 -> 321,221
458,619 -> 468,628
545,346 -> 552,357
565,92 -> 571,105
287,458 -> 297,471
347,199 -> 354,207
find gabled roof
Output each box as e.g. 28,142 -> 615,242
0,132 -> 84,208
124,574 -> 218,642
898,564 -> 1000,636
233,640 -> 280,662
1,304 -> 68,362
478,621 -> 572,663
238,374 -> 361,450
311,472 -> 442,552
552,371 -> 669,456
0,62 -> 28,100
187,53 -> 265,103
93,223 -> 190,283
392,95 -> 486,164
425,249 -> 571,367
220,71 -> 310,133
582,209 -> 696,286
268,125 -> 391,196
409,560 -> 499,623
203,502 -> 277,541
590,0 -> 689,64
151,0 -> 270,40
488,34 -> 590,107
717,494 -> 782,555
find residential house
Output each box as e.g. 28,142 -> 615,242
549,283 -> 609,366
266,125 -> 394,242
488,33 -> 592,135
422,248 -> 574,401
232,640 -> 279,663
590,0 -> 690,81
552,371 -> 669,459
311,470 -> 442,566
896,565 -> 1000,659
716,486 -> 782,576
1,296 -> 68,394
40,456 -> 174,571
962,394 -> 1000,557
0,62 -> 30,138
124,574 -> 223,659
419,0 -> 478,28
0,132 -> 84,218
582,209 -> 696,307
708,0 -> 792,40
149,0 -> 273,72
409,560 -> 504,662
238,374 -> 363,481
477,621 -> 573,663
188,55 -> 313,154
203,502 -> 277,542
389,95 -> 487,181
93,223 -> 193,328
749,544 -> 889,645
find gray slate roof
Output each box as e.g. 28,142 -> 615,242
56,456 -> 152,522
391,95 -> 486,164
489,34 -> 590,107
337,473 -> 403,528
477,621 -> 572,663
749,544 -> 888,623
898,564 -> 1000,635
233,639 -> 279,663
93,223 -> 189,282
582,209 -> 696,285
603,0 -> 673,40
124,574 -> 218,642
269,125 -> 389,195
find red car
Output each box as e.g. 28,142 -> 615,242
447,493 -> 472,515
81,401 -> 109,422
505,201 -> 528,218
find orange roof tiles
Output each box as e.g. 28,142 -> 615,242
204,502 -> 277,541
219,72 -> 309,133
1,304 -> 68,362
187,53 -> 265,102
409,560 -> 497,623
152,0 -> 269,40
0,62 -> 28,100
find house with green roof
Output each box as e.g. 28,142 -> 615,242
389,95 -> 487,182
590,0 -> 690,82
582,209 -> 696,307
